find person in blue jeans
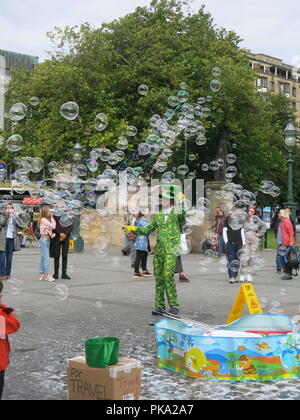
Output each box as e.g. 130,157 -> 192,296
0,203 -> 21,281
223,213 -> 246,284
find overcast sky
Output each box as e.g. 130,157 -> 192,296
1,0 -> 299,65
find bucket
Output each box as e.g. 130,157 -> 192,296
85,337 -> 119,368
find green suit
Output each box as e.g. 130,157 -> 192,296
136,207 -> 185,309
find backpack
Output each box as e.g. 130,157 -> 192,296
285,247 -> 300,276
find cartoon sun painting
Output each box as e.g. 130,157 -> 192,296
185,348 -> 207,373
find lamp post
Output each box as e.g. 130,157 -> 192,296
283,116 -> 298,225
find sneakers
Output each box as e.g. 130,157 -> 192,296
239,275 -> 245,282
277,268 -> 282,274
133,272 -> 144,278
152,308 -> 165,316
246,274 -> 253,282
229,278 -> 235,284
281,273 -> 293,280
179,275 -> 190,283
39,274 -> 46,281
169,307 -> 179,315
47,274 -> 56,282
142,271 -> 152,277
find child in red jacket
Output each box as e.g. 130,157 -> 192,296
0,282 -> 20,400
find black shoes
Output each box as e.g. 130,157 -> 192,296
152,308 -> 165,316
169,307 -> 179,315
62,274 -> 71,280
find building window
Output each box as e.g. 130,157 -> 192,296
257,77 -> 267,88
280,83 -> 290,94
292,87 -> 297,97
270,81 -> 275,90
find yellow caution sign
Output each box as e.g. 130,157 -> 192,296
69,239 -> 74,250
226,283 -> 263,324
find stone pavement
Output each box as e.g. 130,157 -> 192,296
2,245 -> 300,400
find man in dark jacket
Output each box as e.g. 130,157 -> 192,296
52,215 -> 73,280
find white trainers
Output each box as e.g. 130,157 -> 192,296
47,275 -> 56,282
229,278 -> 235,284
246,274 -> 253,282
239,275 -> 245,282
39,274 -> 45,281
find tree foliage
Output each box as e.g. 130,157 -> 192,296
1,0 -> 296,204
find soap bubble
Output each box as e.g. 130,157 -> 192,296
260,180 -> 274,195
229,260 -> 241,273
48,161 -> 59,173
209,161 -> 219,171
177,90 -> 189,103
60,102 -> 79,120
127,126 -> 138,137
8,103 -> 27,121
189,154 -> 197,161
202,108 -> 211,118
161,171 -> 175,184
138,84 -> 149,96
60,213 -> 73,228
55,284 -> 69,301
225,166 -> 238,179
270,186 -> 281,197
197,97 -> 206,105
95,113 -> 108,131
210,80 -> 222,93
149,114 -> 161,128
116,136 -> 128,150
6,278 -> 24,295
227,154 -> 237,164
115,150 -> 125,161
212,67 -> 222,77
86,158 -> 98,173
31,157 -> 44,173
6,134 -> 24,152
138,143 -> 151,156
196,197 -> 211,213
99,148 -> 111,161
93,236 -> 109,253
229,213 -> 246,230
15,212 -> 31,228
278,246 -> 288,256
201,163 -> 209,172
29,96 -> 40,106
177,164 -> 189,175
111,256 -> 121,267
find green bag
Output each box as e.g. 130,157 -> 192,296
85,337 -> 119,368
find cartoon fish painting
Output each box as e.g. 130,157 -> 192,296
256,342 -> 271,351
238,346 -> 246,352
185,348 -> 207,373
239,355 -> 257,376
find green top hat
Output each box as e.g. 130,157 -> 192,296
159,185 -> 182,199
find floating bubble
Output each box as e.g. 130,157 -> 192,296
138,143 -> 151,156
197,97 -> 206,105
161,171 -> 175,184
111,256 -> 121,267
8,103 -> 27,121
6,134 -> 24,152
229,213 -> 246,230
260,180 -> 274,195
29,96 -> 40,107
138,84 -> 149,96
196,197 -> 211,213
229,260 -> 241,273
116,136 -> 128,150
6,278 -> 24,295
278,246 -> 288,256
177,164 -> 189,175
31,157 -> 44,173
212,67 -> 222,77
227,154 -> 237,164
55,284 -> 69,301
187,172 -> 196,180
60,102 -> 79,120
167,95 -> 179,107
99,148 -> 111,161
177,90 -> 189,103
225,166 -> 238,179
108,153 -> 119,166
93,236 -> 109,253
127,126 -> 138,137
209,161 -> 219,171
95,113 -> 108,131
202,108 -> 211,118
48,161 -> 58,173
210,80 -> 222,93
189,154 -> 197,161
201,163 -> 209,172
270,186 -> 281,198
115,150 -> 125,161
60,213 -> 73,228
86,158 -> 99,173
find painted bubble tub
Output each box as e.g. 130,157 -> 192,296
154,314 -> 300,381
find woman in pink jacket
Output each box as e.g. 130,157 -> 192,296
39,207 -> 56,282
277,209 -> 295,280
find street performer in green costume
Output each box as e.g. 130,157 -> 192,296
124,185 -> 185,316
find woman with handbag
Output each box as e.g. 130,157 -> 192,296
39,207 -> 56,282
277,209 -> 295,280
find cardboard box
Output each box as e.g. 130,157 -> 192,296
67,357 -> 141,400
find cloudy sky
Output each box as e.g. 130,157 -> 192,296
1,0 -> 299,65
